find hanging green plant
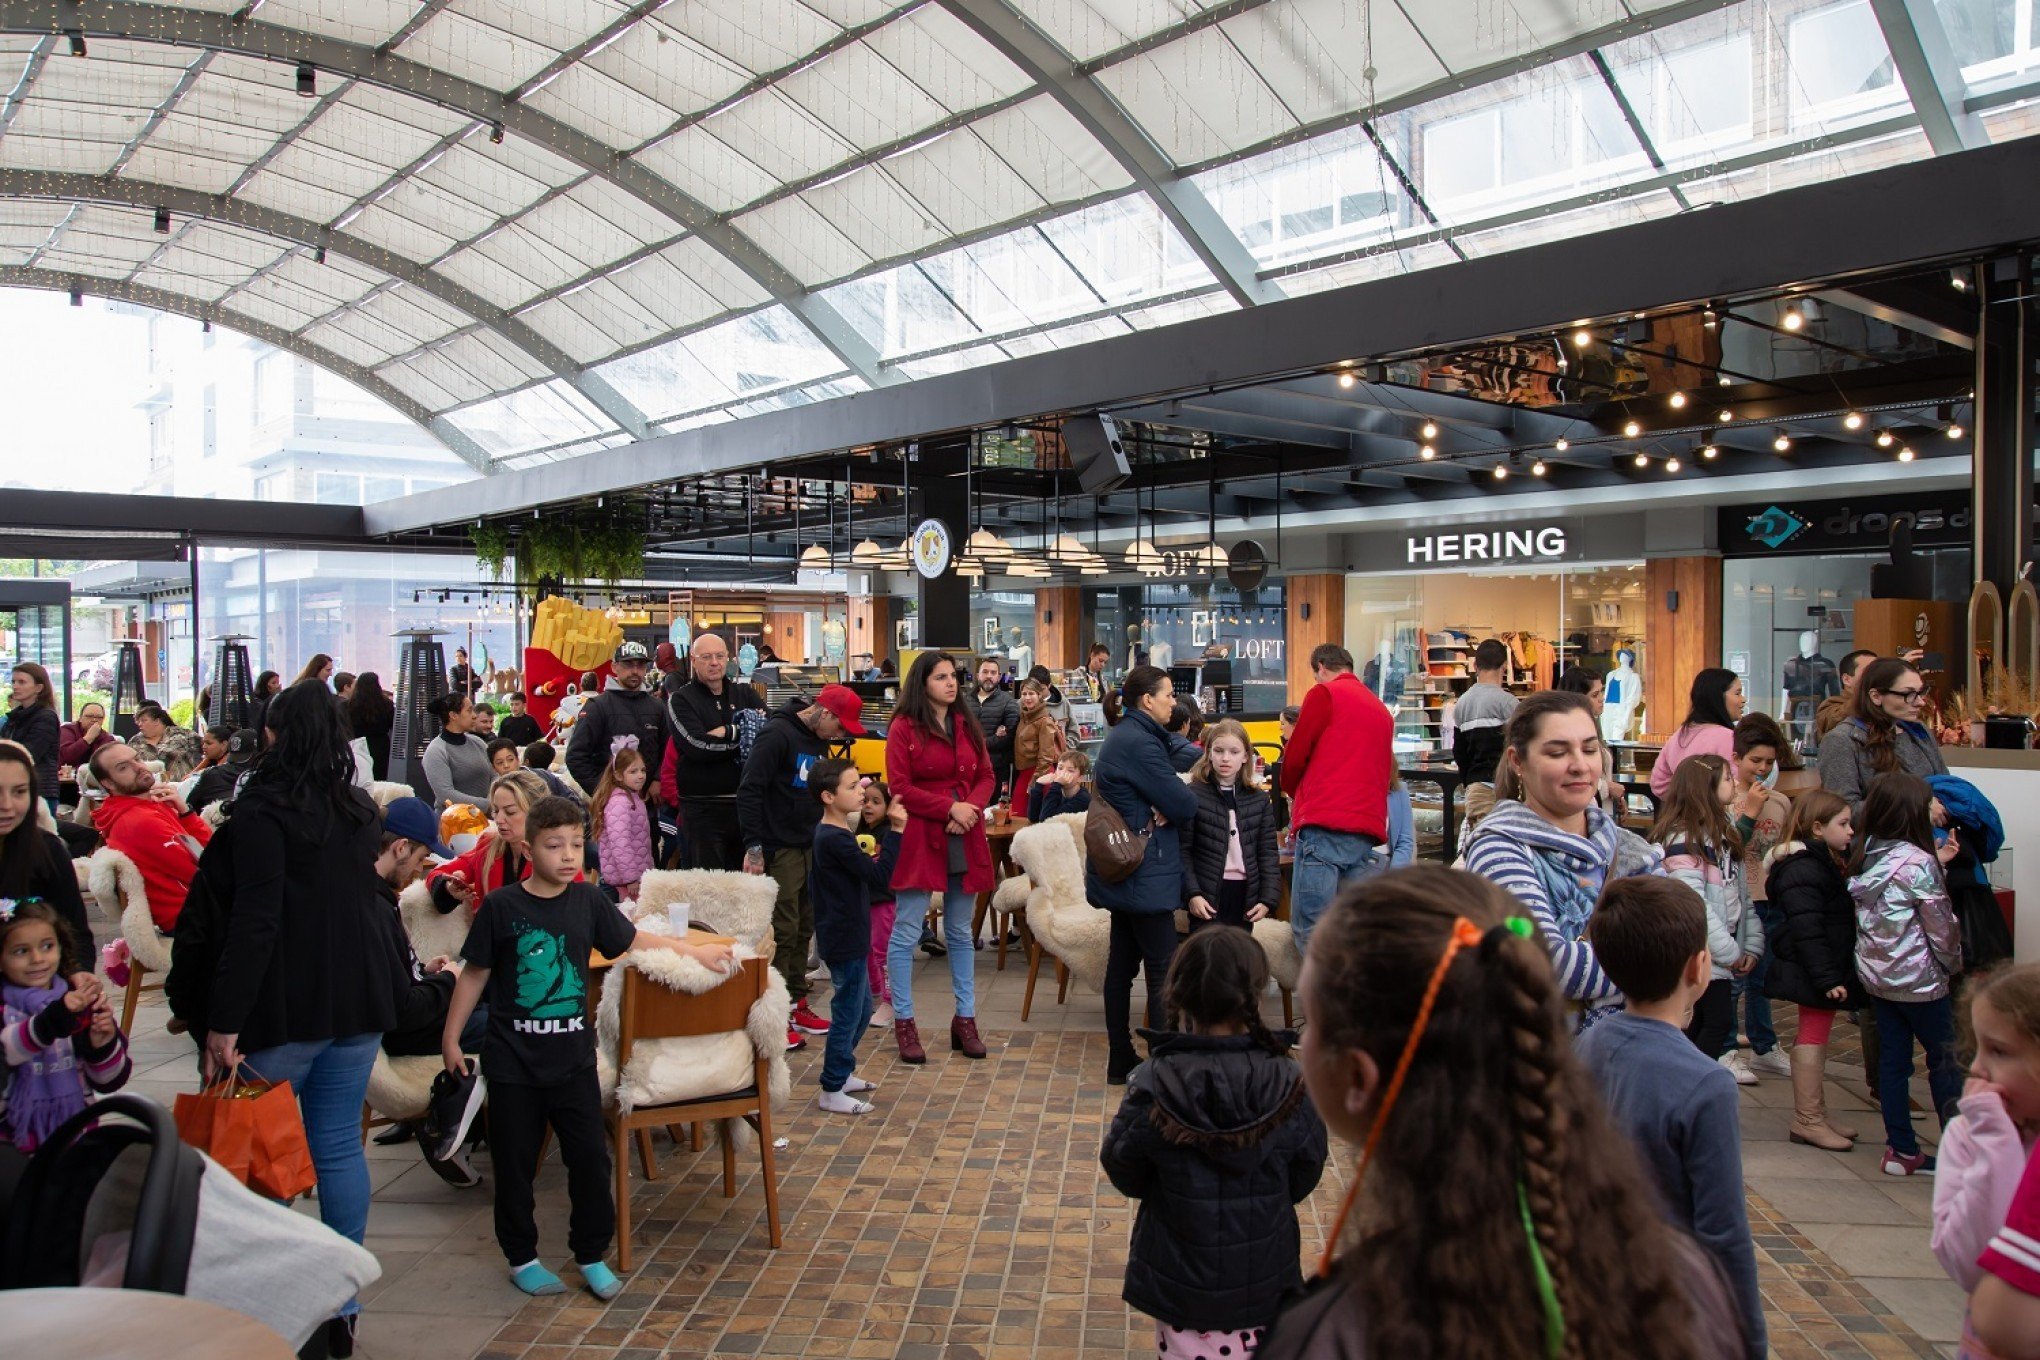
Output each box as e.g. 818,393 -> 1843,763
470,522 -> 510,581
585,522 -> 645,585
523,519 -> 582,582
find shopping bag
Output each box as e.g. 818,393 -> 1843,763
172,1066 -> 317,1200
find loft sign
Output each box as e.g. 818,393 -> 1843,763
1407,525 -> 1567,565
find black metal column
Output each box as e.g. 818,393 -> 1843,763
915,437 -> 971,650
1973,258 -> 2035,596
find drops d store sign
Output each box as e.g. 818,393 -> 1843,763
1405,525 -> 1569,565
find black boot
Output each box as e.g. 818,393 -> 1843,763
919,924 -> 946,957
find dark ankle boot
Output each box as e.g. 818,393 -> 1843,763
951,1016 -> 986,1059
895,1017 -> 926,1064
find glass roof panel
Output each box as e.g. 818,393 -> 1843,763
892,341 -> 1013,379
822,263 -> 981,362
570,13 -> 752,123
1095,25 -> 1295,165
593,304 -> 843,422
999,314 -> 1130,358
1038,194 -> 1214,304
525,62 -> 688,149
633,124 -> 782,213
1215,0 -> 1447,127
231,252 -> 387,333
953,95 -> 1132,202
37,206 -> 175,278
445,378 -> 618,459
1276,240 -> 1466,295
1190,125 -> 1415,269
1120,289 -> 1238,329
0,202 -> 70,269
402,328 -> 553,400
138,223 -> 292,301
1006,1 -> 1209,63
252,0 -> 416,48
692,87 -> 859,185
402,3 -> 604,93
716,373 -> 869,422
659,1 -> 862,82
301,283 -> 475,367
790,166 -> 953,272
775,42 -> 949,153
1679,123 -> 1931,204
1403,0 -> 1622,74
1938,0 -> 2040,85
734,195 -> 872,288
876,122 -> 1045,239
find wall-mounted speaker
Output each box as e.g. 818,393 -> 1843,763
1064,413 -> 1129,494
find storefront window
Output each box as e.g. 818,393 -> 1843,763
1085,582 -> 1287,712
969,592 -> 1035,671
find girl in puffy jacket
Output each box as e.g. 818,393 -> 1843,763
1851,771 -> 1964,1176
590,741 -> 653,901
1761,789 -> 1866,1151
1101,925 -> 1326,1359
1179,720 -> 1281,933
1653,755 -> 1764,1070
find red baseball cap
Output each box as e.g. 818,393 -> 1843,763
812,684 -> 867,737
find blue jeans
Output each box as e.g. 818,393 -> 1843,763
820,959 -> 874,1092
888,876 -> 975,1022
1872,996 -> 1963,1156
1733,901 -> 1784,1055
1289,827 -> 1384,954
241,1031 -> 382,1315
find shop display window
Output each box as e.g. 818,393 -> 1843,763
1085,583 -> 1287,712
969,592 -> 1036,673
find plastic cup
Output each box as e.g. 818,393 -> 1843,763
667,902 -> 691,935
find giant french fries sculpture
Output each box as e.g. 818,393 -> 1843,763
523,596 -> 624,735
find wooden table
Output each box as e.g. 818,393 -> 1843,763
972,816 -> 1029,968
0,1287 -> 295,1359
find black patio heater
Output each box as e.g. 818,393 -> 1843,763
389,628 -> 449,798
206,634 -> 254,733
110,639 -> 148,738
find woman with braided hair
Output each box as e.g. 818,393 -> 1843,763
1258,865 -> 1745,1360
1102,926 -> 1327,1359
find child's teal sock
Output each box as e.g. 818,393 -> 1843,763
510,1260 -> 566,1296
577,1259 -> 622,1300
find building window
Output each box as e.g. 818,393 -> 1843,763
253,351 -> 289,425
147,410 -> 172,471
254,472 -> 292,502
313,472 -> 362,505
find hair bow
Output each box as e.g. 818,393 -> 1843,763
610,734 -> 641,754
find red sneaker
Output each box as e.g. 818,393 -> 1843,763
790,999 -> 831,1034
785,1025 -> 808,1052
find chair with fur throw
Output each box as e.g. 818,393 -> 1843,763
89,849 -> 171,1033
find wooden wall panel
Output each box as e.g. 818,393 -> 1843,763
1643,556 -> 1723,741
764,611 -> 806,664
1286,574 -> 1347,705
1035,587 -> 1083,671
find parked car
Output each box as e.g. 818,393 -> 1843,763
73,650 -> 118,691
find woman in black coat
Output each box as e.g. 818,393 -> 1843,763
1089,666 -> 1201,1085
203,680 -> 404,1348
2,663 -> 61,813
1760,788 -> 1865,1151
344,670 -> 394,781
1178,718 -> 1281,933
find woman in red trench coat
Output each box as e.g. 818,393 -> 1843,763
884,651 -> 995,1063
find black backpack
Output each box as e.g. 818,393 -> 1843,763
165,818 -> 237,1038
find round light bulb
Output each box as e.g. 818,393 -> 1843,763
1531,459 -> 1547,476
1492,464 -> 1508,481
1419,444 -> 1436,460
1700,444 -> 1718,460
1718,409 -> 1734,423
1898,446 -> 1916,462
1554,438 -> 1569,452
1633,452 -> 1649,468
1337,371 -> 1356,389
1772,432 -> 1792,453
1665,457 -> 1681,473
1420,421 -> 1438,440
1623,420 -> 1642,438
1573,328 -> 1592,347
1842,411 -> 1864,430
1875,429 -> 1895,448
1947,422 -> 1966,440
1668,391 -> 1687,409
1781,307 -> 1804,332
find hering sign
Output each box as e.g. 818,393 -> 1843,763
1406,525 -> 1568,565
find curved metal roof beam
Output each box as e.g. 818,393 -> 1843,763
0,1 -> 890,386
0,265 -> 493,470
937,0 -> 1277,308
0,170 -> 650,439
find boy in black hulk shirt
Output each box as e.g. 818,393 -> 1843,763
442,795 -> 736,1300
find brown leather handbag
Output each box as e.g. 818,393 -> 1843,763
1084,796 -> 1149,884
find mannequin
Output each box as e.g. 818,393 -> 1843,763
1601,649 -> 1643,744
1782,630 -> 1837,744
1125,623 -> 1147,671
1363,633 -> 1406,704
1007,626 -> 1032,680
1145,620 -> 1173,672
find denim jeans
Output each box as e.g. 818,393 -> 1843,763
1289,826 -> 1384,954
820,959 -> 874,1092
1872,996 -> 1963,1156
240,1031 -> 382,1316
1732,901 -> 1784,1055
888,876 -> 975,1022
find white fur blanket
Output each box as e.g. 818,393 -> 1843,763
89,848 -> 173,974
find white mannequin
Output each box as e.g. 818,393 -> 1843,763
1007,626 -> 1032,679
1799,629 -> 1818,659
1146,620 -> 1173,672
1602,649 -> 1643,744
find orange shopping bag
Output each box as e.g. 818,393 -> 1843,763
173,1064 -> 317,1200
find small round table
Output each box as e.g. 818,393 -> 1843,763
0,1288 -> 296,1359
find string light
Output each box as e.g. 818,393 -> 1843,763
1780,304 -> 1805,331
1702,307 -> 1718,330
1874,429 -> 1895,448
1700,444 -> 1718,459
1419,444 -> 1436,460
1572,328 -> 1592,347
1665,456 -> 1681,473
1554,438 -> 1569,452
1622,420 -> 1642,438
1668,391 -> 1687,409
1898,445 -> 1916,462
1842,411 -> 1864,430
1337,371 -> 1356,389
1718,409 -> 1735,423
1772,431 -> 1792,453
1491,464 -> 1508,480
1530,459 -> 1547,476
1717,374 -> 1732,386
1632,452 -> 1649,468
1947,421 -> 1966,439
1420,421 -> 1438,440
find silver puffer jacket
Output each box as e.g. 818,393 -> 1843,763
1849,837 -> 1960,1002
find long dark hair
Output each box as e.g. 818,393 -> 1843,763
1857,770 -> 1936,860
254,670 -> 280,698
1120,664 -> 1169,716
1555,666 -> 1601,697
9,662 -> 52,712
1650,753 -> 1739,858
242,679 -> 372,831
1681,667 -> 1739,730
346,670 -> 393,736
1165,924 -> 1287,1055
1851,657 -> 1920,774
294,653 -> 334,685
1306,866 -> 1702,1359
893,652 -> 986,754
0,740 -> 51,896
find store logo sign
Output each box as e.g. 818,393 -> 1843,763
1406,525 -> 1567,565
1744,506 -> 1808,550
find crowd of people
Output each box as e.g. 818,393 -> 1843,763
5,632 -> 2040,1360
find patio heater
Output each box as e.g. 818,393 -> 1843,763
206,634 -> 254,733
110,639 -> 148,738
389,628 -> 449,799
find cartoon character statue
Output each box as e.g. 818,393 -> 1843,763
524,596 -> 621,734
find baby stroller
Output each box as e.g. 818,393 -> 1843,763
0,1095 -> 379,1358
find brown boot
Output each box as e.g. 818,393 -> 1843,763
951,1016 -> 987,1059
1788,1045 -> 1851,1151
1803,1041 -> 1858,1140
895,1017 -> 925,1064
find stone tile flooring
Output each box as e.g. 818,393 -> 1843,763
117,945 -> 1969,1360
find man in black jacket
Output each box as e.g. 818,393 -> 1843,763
666,634 -> 763,870
961,656 -> 1018,799
565,640 -> 668,800
738,687 -> 862,1045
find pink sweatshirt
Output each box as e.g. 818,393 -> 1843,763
1649,722 -> 1736,798
1933,1090 -> 2036,1302
597,787 -> 654,895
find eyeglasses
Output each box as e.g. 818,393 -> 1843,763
1883,688 -> 1926,703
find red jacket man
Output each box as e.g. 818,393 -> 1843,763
88,743 -> 212,933
1279,645 -> 1396,952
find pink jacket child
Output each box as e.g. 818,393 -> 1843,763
593,739 -> 655,900
1934,1091 -> 2036,1294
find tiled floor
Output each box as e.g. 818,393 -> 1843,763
116,943 -> 1969,1360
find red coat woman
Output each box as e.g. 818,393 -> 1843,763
882,652 -> 994,1063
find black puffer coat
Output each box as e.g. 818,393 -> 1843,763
1100,1030 -> 1328,1331
1179,778 -> 1282,912
1762,843 -> 1869,1010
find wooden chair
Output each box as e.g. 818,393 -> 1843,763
606,955 -> 780,1269
89,850 -> 170,1034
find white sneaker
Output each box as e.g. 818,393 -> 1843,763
1750,1048 -> 1791,1077
870,1002 -> 894,1028
806,963 -> 829,981
1718,1051 -> 1758,1086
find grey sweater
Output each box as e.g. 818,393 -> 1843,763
1577,1011 -> 1765,1360
422,730 -> 495,809
1815,715 -> 1948,810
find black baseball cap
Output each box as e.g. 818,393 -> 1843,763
225,729 -> 261,766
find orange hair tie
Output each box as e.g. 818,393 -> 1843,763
1314,916 -> 1484,1278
